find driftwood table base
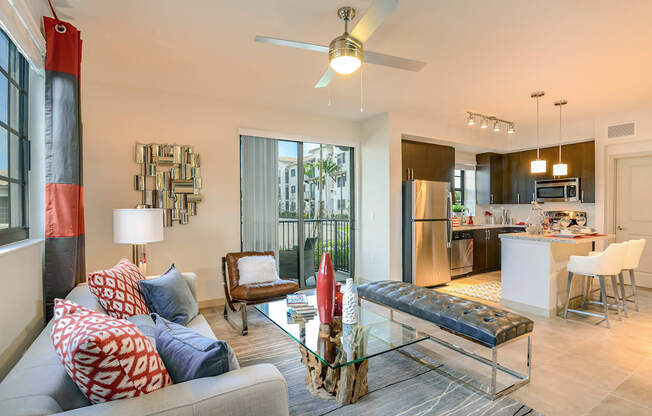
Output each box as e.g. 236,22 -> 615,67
299,346 -> 369,405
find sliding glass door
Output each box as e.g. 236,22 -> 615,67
241,136 -> 354,288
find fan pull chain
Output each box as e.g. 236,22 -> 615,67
360,65 -> 364,112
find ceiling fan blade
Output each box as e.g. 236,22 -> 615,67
350,0 -> 398,43
364,50 -> 426,72
254,36 -> 328,54
314,68 -> 334,88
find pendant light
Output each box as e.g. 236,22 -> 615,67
530,91 -> 546,174
553,100 -> 568,176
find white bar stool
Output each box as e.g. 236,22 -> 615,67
564,242 -> 628,328
619,239 -> 647,312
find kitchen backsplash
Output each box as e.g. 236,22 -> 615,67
475,203 -> 596,227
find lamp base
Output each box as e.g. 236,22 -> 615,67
132,244 -> 148,276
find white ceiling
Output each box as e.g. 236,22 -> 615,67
51,0 -> 652,135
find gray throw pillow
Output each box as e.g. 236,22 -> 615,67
154,315 -> 232,383
138,264 -> 199,325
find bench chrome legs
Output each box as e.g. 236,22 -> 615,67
398,333 -> 531,400
224,301 -> 248,336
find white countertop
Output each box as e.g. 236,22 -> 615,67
499,232 -> 615,244
454,224 -> 526,231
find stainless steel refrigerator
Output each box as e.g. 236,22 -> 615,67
402,180 -> 452,287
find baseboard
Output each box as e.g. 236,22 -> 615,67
500,298 -> 554,317
199,298 -> 225,309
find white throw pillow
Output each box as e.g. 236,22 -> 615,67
237,255 -> 279,285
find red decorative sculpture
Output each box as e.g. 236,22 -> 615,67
316,253 -> 335,324
334,282 -> 343,317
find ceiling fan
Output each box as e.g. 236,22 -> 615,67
255,0 -> 426,88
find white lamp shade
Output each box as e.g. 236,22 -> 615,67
530,159 -> 547,174
113,209 -> 164,244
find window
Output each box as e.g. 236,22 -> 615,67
337,154 -> 345,165
454,170 -> 464,205
291,185 -> 295,193
337,175 -> 346,188
337,199 -> 346,210
291,168 -> 295,177
284,170 -> 289,182
0,30 -> 29,246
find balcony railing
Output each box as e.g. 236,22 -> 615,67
279,219 -> 351,274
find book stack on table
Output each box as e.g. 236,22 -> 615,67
286,294 -> 316,321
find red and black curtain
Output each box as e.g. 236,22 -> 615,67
43,16 -> 84,320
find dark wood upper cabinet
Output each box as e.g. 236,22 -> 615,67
476,153 -> 503,204
489,140 -> 595,204
402,140 -> 455,185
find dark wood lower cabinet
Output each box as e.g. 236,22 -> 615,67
471,227 -> 518,274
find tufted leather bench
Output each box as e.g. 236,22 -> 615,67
358,280 -> 533,347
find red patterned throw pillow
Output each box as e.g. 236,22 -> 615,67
51,298 -> 172,404
88,258 -> 150,318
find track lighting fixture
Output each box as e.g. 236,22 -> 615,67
466,112 -> 515,135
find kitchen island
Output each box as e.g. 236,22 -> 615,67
499,232 -> 615,317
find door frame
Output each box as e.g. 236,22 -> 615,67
238,127 -> 360,281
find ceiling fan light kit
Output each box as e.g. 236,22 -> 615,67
329,7 -> 363,75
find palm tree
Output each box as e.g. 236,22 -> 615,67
303,145 -> 341,231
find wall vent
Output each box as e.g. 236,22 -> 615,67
607,122 -> 636,138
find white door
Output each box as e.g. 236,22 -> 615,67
616,156 -> 652,287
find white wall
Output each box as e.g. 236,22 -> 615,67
82,81 -> 361,303
0,240 -> 44,380
359,113 -> 391,281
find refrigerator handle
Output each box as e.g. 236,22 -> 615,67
447,191 -> 453,248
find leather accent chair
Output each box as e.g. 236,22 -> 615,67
222,251 -> 299,335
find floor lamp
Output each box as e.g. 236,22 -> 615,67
113,208 -> 164,275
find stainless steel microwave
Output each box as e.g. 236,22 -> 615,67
535,178 -> 580,202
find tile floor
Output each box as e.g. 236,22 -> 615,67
431,271 -> 652,416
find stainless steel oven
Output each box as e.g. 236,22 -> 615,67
535,178 -> 580,202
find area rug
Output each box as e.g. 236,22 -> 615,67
451,281 -> 502,303
219,310 -> 542,416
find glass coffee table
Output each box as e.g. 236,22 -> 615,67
255,291 -> 428,405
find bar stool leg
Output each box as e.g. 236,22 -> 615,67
564,272 -> 573,319
581,276 -> 591,309
629,269 -> 640,312
599,275 -> 610,328
618,272 -> 629,318
610,275 -> 622,321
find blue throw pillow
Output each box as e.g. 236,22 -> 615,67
138,264 -> 198,325
154,315 -> 231,383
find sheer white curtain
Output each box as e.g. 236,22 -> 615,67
241,136 -> 279,253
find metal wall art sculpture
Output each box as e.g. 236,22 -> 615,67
134,143 -> 203,226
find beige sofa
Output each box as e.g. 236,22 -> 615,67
0,273 -> 289,416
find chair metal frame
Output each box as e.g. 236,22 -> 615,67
359,296 -> 531,400
563,272 -> 627,328
221,256 -> 289,336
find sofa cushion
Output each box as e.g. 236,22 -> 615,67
51,299 -> 171,404
154,315 -> 232,383
127,314 -> 157,347
138,264 -> 198,325
230,279 -> 299,301
87,258 -> 150,319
